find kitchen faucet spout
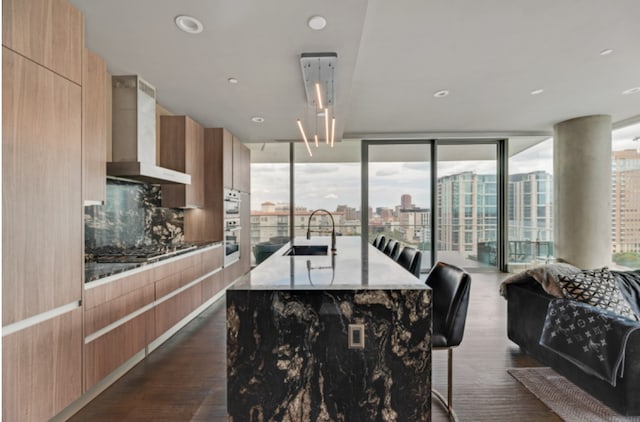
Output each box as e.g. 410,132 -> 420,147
306,209 -> 337,254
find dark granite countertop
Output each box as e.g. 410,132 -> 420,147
231,236 -> 428,290
84,241 -> 222,283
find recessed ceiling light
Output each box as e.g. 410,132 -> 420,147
599,49 -> 614,56
227,77 -> 238,84
433,90 -> 449,98
175,15 -> 204,34
622,87 -> 640,95
530,89 -> 544,95
308,15 -> 327,30
251,116 -> 265,123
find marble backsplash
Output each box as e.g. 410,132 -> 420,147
85,179 -> 184,249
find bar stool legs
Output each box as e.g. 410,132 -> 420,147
432,348 -> 459,422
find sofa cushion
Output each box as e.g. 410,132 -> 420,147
559,267 -> 638,321
612,270 -> 640,318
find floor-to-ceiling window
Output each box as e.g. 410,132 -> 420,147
250,137 -> 555,272
436,142 -> 499,270
365,142 -> 432,270
611,121 -> 640,269
508,137 -> 554,272
249,143 -> 290,266
293,142 -> 361,239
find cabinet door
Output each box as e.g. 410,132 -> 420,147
232,136 -> 251,193
3,308 -> 82,422
240,192 -> 251,273
185,129 -> 225,242
84,309 -> 155,390
160,116 -> 205,208
2,0 -> 83,84
82,48 -> 108,205
186,117 -> 205,207
2,47 -> 82,324
223,129 -> 234,189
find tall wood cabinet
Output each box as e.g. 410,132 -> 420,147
159,115 -> 205,208
233,136 -> 251,193
2,0 -> 84,419
83,48 -> 108,205
2,0 -> 84,85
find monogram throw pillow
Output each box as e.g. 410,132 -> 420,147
559,267 -> 638,321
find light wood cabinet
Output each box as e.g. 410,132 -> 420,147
153,253 -> 202,299
184,128 -> 251,244
82,48 -> 108,204
233,136 -> 251,193
2,47 -> 82,324
84,309 -> 155,390
240,192 -> 251,273
2,0 -> 83,85
2,308 -> 82,422
222,128 -> 234,189
159,115 -> 205,208
83,246 -> 224,389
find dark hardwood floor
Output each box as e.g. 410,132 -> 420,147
69,271 -> 561,421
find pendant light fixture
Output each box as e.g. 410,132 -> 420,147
297,52 -> 337,156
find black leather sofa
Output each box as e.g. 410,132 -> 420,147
505,271 -> 640,416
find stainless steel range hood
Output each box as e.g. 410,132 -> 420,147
107,75 -> 191,185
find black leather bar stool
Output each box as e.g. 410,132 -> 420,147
372,234 -> 386,249
396,246 -> 422,278
383,239 -> 400,260
425,261 -> 471,422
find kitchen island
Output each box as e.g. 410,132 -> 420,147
227,236 -> 432,421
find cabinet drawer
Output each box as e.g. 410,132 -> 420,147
201,245 -> 223,274
84,284 -> 155,336
84,268 -> 152,309
84,308 -> 154,390
152,252 -> 201,281
200,270 -> 223,304
155,262 -> 201,299
155,283 -> 202,338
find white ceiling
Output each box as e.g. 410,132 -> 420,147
70,0 -> 640,145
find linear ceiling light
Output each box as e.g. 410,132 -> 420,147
331,118 -> 336,147
315,82 -> 324,110
296,119 -> 313,157
297,52 -> 338,156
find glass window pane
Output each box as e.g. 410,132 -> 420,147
508,138 -> 554,272
611,122 -> 640,269
437,143 -> 497,269
294,142 -> 361,239
367,143 -> 432,271
249,143 -> 291,266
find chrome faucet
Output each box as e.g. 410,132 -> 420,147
306,209 -> 337,253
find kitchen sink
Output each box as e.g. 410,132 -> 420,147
283,245 -> 328,256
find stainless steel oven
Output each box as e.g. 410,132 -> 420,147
224,218 -> 241,265
224,188 -> 240,218
223,189 -> 242,266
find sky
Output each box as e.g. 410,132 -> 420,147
251,122 -> 640,212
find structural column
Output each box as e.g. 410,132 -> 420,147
553,115 -> 611,268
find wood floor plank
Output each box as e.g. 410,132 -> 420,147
69,271 -> 562,421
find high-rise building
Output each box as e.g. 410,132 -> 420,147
336,204 -> 358,221
437,172 -> 497,256
401,194 -> 413,210
508,171 -> 553,242
611,149 -> 640,253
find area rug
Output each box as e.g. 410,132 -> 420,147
507,367 -> 640,422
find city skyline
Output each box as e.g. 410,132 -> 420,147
251,122 -> 640,212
